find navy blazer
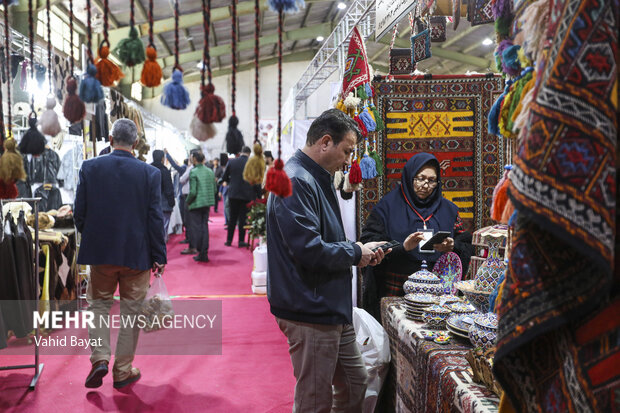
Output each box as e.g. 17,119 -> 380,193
220,155 -> 259,201
74,150 -> 167,271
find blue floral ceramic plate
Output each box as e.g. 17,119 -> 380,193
446,313 -> 474,333
432,252 -> 463,294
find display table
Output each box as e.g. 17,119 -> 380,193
380,297 -> 500,413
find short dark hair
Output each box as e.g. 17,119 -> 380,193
264,150 -> 273,159
193,151 -> 205,163
306,109 -> 362,146
241,146 -> 251,154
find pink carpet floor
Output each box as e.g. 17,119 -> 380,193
0,210 -> 295,412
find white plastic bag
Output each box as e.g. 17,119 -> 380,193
141,275 -> 174,332
352,307 -> 391,413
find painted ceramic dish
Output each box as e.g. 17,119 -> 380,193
447,326 -> 469,339
446,313 -> 474,333
404,293 -> 437,304
403,261 -> 444,295
438,295 -> 462,306
454,280 -> 492,313
445,302 -> 476,314
473,312 -> 498,331
432,252 -> 463,295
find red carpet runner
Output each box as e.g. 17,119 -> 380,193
0,210 -> 295,412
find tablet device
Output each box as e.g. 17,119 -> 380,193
419,231 -> 451,251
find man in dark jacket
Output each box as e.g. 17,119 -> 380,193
220,146 -> 260,247
266,109 -> 388,412
74,119 -> 166,390
151,150 -> 175,238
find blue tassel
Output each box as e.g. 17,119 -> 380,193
267,0 -> 305,12
161,69 -> 190,110
487,81 -> 513,135
78,63 -> 104,103
489,270 -> 505,310
360,154 -> 377,179
502,45 -> 522,77
365,83 -> 372,98
359,107 -> 376,132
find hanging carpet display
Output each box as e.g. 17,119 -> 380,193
357,75 -> 504,234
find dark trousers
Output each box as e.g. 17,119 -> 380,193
184,196 -> 192,245
179,194 -> 187,227
227,198 -> 249,245
188,206 -> 210,259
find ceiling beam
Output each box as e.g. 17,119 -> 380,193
108,0 -> 270,45
441,25 -> 482,48
158,22 -> 333,68
140,49 -> 317,99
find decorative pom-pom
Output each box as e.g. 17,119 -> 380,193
18,117 -> 47,155
369,150 -> 383,176
500,197 -> 515,224
342,172 -> 361,193
267,0 -> 305,13
491,177 -> 510,221
79,63 -> 104,103
265,158 -> 292,197
141,46 -> 162,87
195,83 -> 226,124
349,159 -> 362,184
491,0 -> 512,19
501,45 -> 522,77
63,77 -> 86,123
356,85 -> 368,100
491,167 -> 510,213
95,45 -> 124,86
39,97 -> 62,136
343,92 -> 361,109
359,153 -> 377,179
114,26 -> 146,67
189,116 -> 217,141
0,138 -> 26,182
243,143 -> 266,185
161,69 -> 190,110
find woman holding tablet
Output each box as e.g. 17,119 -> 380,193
361,153 -> 473,309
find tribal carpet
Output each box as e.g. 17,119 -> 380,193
358,75 -> 505,234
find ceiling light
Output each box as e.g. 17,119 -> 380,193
316,36 -> 325,42
337,2 -> 347,10
482,38 -> 493,46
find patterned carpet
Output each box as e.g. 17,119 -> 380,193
358,75 -> 504,234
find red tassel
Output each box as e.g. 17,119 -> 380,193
141,46 -> 162,87
62,77 -> 86,123
500,197 -> 514,224
492,178 -> 510,221
265,158 -> 292,198
0,179 -> 18,199
354,115 -> 368,136
95,45 -> 124,86
349,160 -> 362,184
195,84 -> 226,124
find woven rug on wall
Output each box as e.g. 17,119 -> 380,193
357,75 -> 505,234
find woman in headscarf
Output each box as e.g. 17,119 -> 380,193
361,153 -> 473,312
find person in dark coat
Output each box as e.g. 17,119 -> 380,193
225,115 -> 244,156
74,119 -> 167,390
151,150 -> 175,237
219,146 -> 259,247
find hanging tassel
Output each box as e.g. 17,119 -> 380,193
189,116 -> 217,141
491,167 -> 510,212
501,45 -> 522,77
343,92 -> 361,109
353,115 -> 368,137
0,138 -> 26,184
491,0 -> 512,19
356,85 -> 368,100
334,170 -> 345,190
349,159 -> 362,184
359,107 -> 376,132
342,171 -> 362,193
359,153 -> 377,179
335,100 -> 347,113
500,197 -> 515,224
141,45 -> 162,87
38,97 -> 62,136
161,69 -> 190,110
18,117 -> 47,156
79,63 -> 104,103
63,77 -> 86,123
267,0 -> 304,13
114,26 -> 146,66
491,177 -> 510,221
265,158 -> 292,198
369,149 -> 383,176
365,83 -> 373,98
195,84 -> 226,124
370,103 -> 384,131
243,143 -> 266,185
95,43 -> 124,86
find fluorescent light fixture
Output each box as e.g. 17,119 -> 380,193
482,38 -> 493,46
316,36 -> 325,42
337,2 -> 347,9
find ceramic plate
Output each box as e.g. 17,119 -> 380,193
404,293 -> 437,304
447,325 -> 469,339
446,313 -> 474,333
422,304 -> 451,314
432,252 -> 463,295
446,302 -> 476,314
473,313 -> 498,330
